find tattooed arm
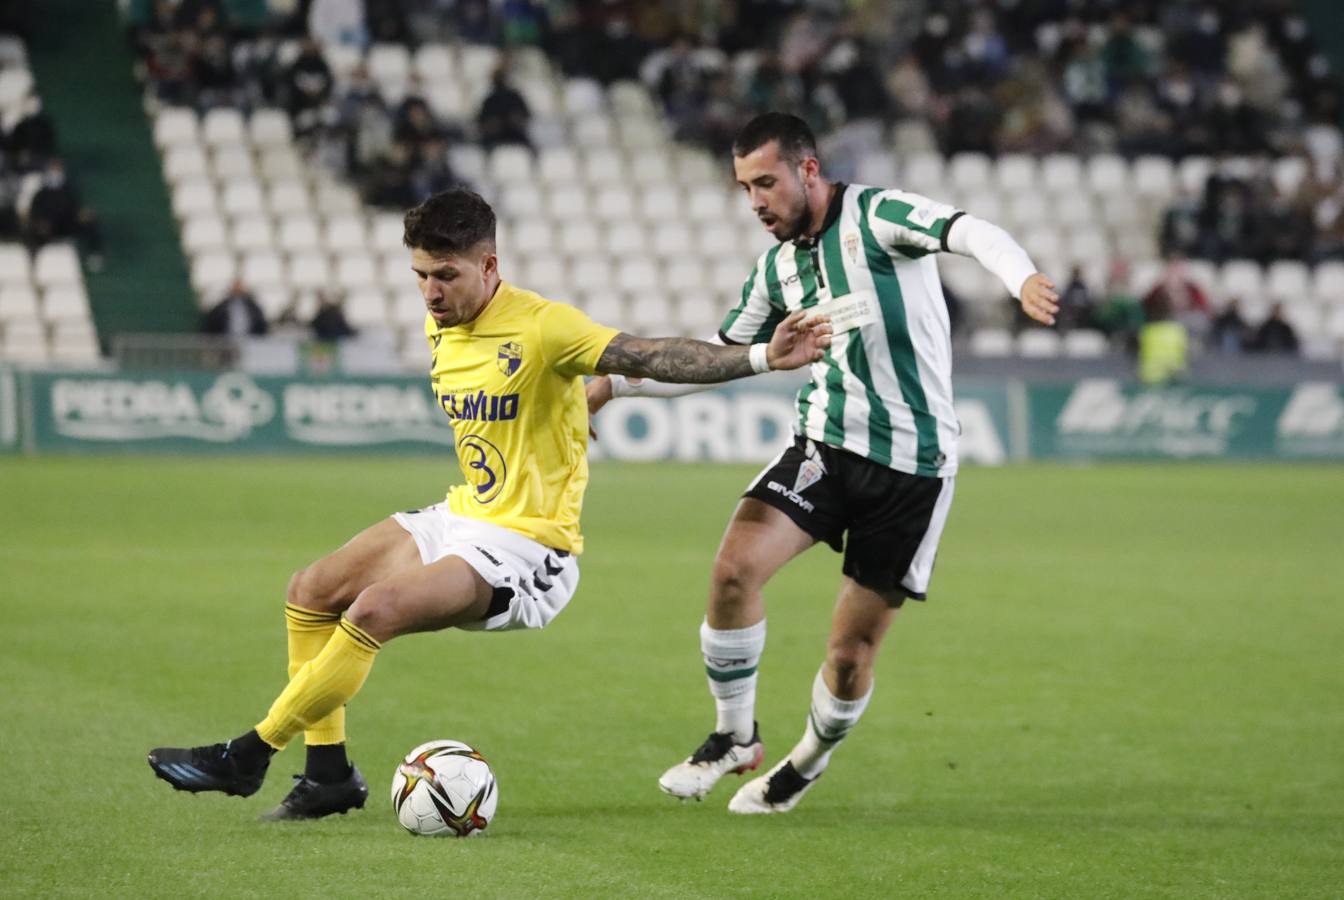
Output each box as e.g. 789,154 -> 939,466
595,310 -> 831,383
596,334 -> 754,382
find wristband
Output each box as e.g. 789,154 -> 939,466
748,343 -> 772,374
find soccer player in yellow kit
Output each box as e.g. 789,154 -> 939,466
148,188 -> 831,819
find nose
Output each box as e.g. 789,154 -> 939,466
420,277 -> 441,302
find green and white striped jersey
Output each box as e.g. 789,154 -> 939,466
719,183 -> 963,477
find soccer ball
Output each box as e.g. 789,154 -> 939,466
390,740 -> 498,837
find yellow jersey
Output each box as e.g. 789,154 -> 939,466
425,281 -> 619,554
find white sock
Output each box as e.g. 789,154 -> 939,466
787,667 -> 873,779
700,618 -> 765,744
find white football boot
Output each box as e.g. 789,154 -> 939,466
658,723 -> 763,800
728,758 -> 818,814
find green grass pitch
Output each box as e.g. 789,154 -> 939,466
1,457 -> 1341,898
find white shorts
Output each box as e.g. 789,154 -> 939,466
391,503 -> 579,632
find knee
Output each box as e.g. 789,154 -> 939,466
826,637 -> 877,695
709,554 -> 760,606
344,584 -> 400,643
287,564 -> 344,615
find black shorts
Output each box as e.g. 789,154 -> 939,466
743,434 -> 956,601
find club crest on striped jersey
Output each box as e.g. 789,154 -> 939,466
497,341 -> 522,376
843,232 -> 860,264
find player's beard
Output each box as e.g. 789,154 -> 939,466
769,192 -> 812,243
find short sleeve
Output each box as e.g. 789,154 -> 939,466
718,253 -> 787,345
537,301 -> 622,377
867,189 -> 962,259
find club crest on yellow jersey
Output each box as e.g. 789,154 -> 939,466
497,341 -> 522,376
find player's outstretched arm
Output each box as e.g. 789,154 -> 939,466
945,214 -> 1058,325
596,310 -> 830,383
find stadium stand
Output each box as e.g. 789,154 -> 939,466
4,0 -> 1342,370
0,33 -> 98,366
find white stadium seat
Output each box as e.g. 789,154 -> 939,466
969,328 -> 1013,357
324,215 -> 369,253
154,107 -> 198,148
191,251 -> 236,295
562,78 -> 605,117
336,254 -> 379,291
1040,154 -> 1082,194
538,147 -> 580,184
510,219 -> 552,256
581,291 -> 625,325
367,43 -> 411,85
0,243 -> 31,284
163,145 -> 209,182
948,153 -> 991,191
288,253 -> 328,292
0,285 -> 39,320
1266,260 -> 1311,302
663,259 -> 705,291
639,185 -> 681,221
521,255 -> 568,299
268,180 -> 313,216
202,107 -> 246,147
1312,262 -> 1344,306
856,151 -> 898,187
180,214 -> 229,258
172,178 -> 217,218
603,222 -> 646,256
687,187 -> 728,222
488,145 -> 533,185
342,288 -> 391,329
593,186 -> 636,223
1219,259 -> 1264,302
413,43 -> 455,81
279,215 -> 321,254
248,108 -> 292,147
570,258 -> 613,294
582,147 -> 626,185
650,222 -> 694,260
33,244 -> 82,288
211,145 -> 255,180
1086,154 -> 1129,195
241,251 -> 286,289
547,184 -> 592,220
1017,329 -> 1062,357
230,215 -> 275,252
696,221 -> 740,259
1062,329 -> 1109,358
615,258 -> 658,294
41,286 -> 91,324
371,213 -> 405,253
1132,155 -> 1175,197
221,180 -> 265,217
995,154 -> 1037,193
559,221 -> 601,256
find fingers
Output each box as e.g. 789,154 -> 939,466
782,309 -> 807,331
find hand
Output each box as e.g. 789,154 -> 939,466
1019,273 -> 1060,326
585,375 -> 616,440
766,310 -> 833,371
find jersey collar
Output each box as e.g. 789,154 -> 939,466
793,182 -> 846,248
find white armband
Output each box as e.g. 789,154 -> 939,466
946,214 -> 1039,299
748,342 -> 772,374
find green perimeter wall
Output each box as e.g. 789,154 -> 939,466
2,369 -> 1342,462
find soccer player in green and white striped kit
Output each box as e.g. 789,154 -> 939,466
587,112 -> 1060,814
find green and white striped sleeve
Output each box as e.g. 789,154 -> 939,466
867,189 -> 963,260
718,253 -> 787,345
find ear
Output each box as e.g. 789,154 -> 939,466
480,248 -> 498,279
799,156 -> 821,184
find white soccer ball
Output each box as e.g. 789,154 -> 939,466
390,740 -> 498,837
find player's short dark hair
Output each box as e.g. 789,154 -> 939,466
732,112 -> 818,166
403,188 -> 496,255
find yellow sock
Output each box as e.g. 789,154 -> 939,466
284,604 -> 346,746
256,618 -> 381,750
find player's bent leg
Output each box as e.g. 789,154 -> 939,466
729,578 -> 900,815
660,500 -> 814,801
272,518 -> 423,815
